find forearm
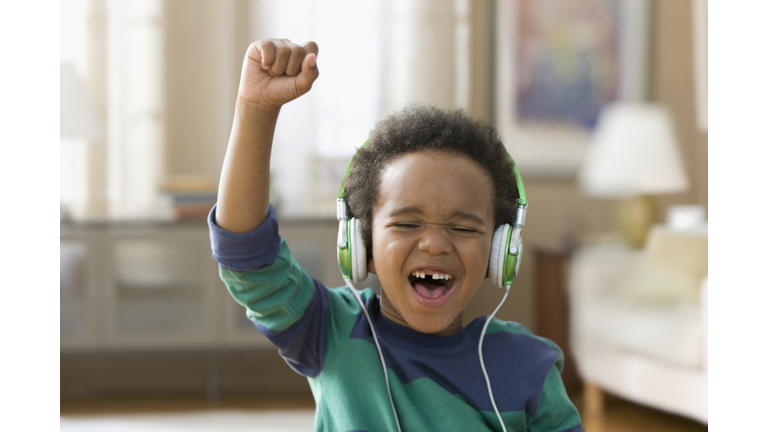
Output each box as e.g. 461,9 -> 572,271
214,38 -> 318,233
215,97 -> 280,234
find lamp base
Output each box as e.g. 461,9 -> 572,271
616,195 -> 655,248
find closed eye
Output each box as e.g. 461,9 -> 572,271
394,222 -> 420,228
452,226 -> 477,233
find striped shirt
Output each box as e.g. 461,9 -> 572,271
209,205 -> 583,432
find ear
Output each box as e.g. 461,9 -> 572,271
368,256 -> 377,275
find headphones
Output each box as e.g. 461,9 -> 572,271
336,139 -> 528,289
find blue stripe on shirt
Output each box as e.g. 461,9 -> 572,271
252,277 -> 330,378
208,204 -> 282,272
348,300 -> 560,417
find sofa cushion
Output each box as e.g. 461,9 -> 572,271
614,226 -> 707,304
617,260 -> 700,304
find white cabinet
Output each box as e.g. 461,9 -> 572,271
60,219 -> 377,352
61,222 -> 266,351
61,229 -> 103,349
105,225 -> 221,348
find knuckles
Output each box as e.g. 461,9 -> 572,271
248,38 -> 318,78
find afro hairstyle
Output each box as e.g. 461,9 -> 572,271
342,104 -> 521,258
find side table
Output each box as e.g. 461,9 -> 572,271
534,248 -> 582,396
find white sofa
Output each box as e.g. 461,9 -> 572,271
568,226 -> 708,423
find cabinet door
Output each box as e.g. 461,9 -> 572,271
60,229 -> 103,349
105,224 -> 219,349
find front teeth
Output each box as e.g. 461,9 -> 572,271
411,271 -> 452,280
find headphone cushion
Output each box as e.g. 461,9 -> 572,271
489,224 -> 510,288
349,218 -> 368,283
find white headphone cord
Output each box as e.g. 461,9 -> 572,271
478,284 -> 511,432
345,279 -> 403,432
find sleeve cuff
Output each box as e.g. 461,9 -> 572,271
208,204 -> 282,272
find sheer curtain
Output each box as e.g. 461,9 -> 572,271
62,0 -> 485,220
62,0 -> 245,220
254,0 -> 476,218
250,0 -> 384,217
106,0 -> 165,220
61,0 -> 165,220
60,0 -> 92,219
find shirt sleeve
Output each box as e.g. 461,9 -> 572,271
208,204 -> 331,377
208,204 -> 282,272
527,356 -> 584,432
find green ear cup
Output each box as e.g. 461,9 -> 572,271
502,229 -> 516,286
501,242 -> 522,287
337,218 -> 352,280
337,217 -> 368,283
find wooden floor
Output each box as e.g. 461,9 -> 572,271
61,392 -> 706,431
573,394 -> 707,432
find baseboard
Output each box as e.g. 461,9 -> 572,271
61,349 -> 312,402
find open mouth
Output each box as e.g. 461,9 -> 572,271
409,271 -> 457,300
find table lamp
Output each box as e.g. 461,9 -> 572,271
578,103 -> 688,247
61,63 -> 104,220
60,63 -> 103,140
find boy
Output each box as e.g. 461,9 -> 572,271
210,38 -> 584,432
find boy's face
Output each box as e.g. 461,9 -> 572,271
368,150 -> 494,336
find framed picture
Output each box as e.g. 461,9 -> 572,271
303,156 -> 351,218
495,0 -> 650,179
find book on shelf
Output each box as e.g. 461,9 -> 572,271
159,176 -> 217,221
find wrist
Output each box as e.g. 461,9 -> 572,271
236,95 -> 282,119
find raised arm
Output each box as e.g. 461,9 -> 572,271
215,38 -> 319,233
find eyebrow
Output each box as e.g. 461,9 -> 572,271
387,206 -> 487,226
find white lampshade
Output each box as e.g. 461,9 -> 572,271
61,63 -> 103,140
578,103 -> 688,198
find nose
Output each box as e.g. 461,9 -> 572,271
418,225 -> 453,256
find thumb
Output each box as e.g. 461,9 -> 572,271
296,53 -> 319,93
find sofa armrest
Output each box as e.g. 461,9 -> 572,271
568,244 -> 643,351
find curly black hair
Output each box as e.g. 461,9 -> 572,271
343,105 -> 521,258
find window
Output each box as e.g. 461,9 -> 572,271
61,0 -> 476,221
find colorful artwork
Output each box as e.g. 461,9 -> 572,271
516,0 -> 619,129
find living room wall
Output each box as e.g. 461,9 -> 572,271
651,0 -> 708,218
467,0 -> 708,331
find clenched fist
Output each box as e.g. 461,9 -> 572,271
238,38 -> 319,110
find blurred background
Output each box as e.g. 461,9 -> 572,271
60,0 -> 708,430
